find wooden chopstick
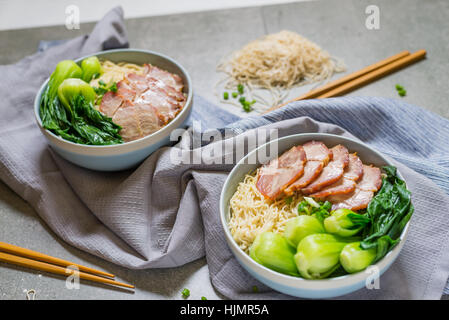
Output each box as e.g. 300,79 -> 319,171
316,49 -> 426,99
0,241 -> 114,278
0,251 -> 134,289
266,49 -> 426,113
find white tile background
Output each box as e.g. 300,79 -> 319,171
0,0 -> 311,31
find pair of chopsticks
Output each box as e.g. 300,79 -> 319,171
0,241 -> 134,289
267,49 -> 427,112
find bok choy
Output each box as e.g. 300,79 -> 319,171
39,58 -> 123,145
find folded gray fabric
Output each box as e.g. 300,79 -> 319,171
0,7 -> 448,300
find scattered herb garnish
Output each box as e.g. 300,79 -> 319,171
237,84 -> 244,94
395,84 -> 406,97
285,196 -> 293,205
181,288 -> 190,298
238,96 -> 256,112
93,80 -> 118,104
297,199 -> 332,223
252,285 -> 259,293
223,84 -> 257,112
201,296 -> 208,300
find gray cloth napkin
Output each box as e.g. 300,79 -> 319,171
1,7 -> 448,300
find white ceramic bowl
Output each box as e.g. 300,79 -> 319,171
220,133 -> 410,298
34,49 -> 193,171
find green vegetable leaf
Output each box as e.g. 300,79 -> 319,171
360,166 -> 412,262
181,288 -> 190,298
237,84 -> 244,94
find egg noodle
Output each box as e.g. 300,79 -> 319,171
89,60 -> 145,87
216,30 -> 345,112
229,170 -> 303,252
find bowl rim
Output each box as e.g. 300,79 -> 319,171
34,48 -> 193,152
220,132 -> 411,289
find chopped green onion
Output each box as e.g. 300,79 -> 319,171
98,79 -> 106,87
232,92 -> 238,98
252,285 -> 259,293
110,82 -> 118,93
237,84 -> 244,94
181,288 -> 190,298
223,92 -> 229,100
201,296 -> 207,300
395,84 -> 406,97
304,197 -> 320,208
285,197 -> 293,205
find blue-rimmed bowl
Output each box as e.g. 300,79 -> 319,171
220,133 -> 411,298
34,49 -> 193,171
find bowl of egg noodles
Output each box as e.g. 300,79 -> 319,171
34,49 -> 193,171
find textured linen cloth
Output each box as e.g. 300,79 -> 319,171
0,8 -> 448,299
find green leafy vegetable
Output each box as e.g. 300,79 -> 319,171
340,242 -> 376,273
284,215 -> 325,248
181,288 -> 190,298
93,80 -> 118,105
297,199 -> 331,222
295,233 -> 353,279
324,208 -> 371,237
360,165 -> 413,262
81,56 -> 102,83
66,95 -> 123,145
40,60 -> 82,132
395,84 -> 406,97
58,78 -> 96,110
249,232 -> 299,276
40,59 -> 123,145
237,84 -> 244,94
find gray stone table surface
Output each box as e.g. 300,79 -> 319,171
0,0 -> 448,300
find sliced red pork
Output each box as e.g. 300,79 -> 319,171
328,165 -> 382,211
301,145 -> 349,195
256,146 -> 307,200
284,141 -> 332,195
100,64 -> 185,142
309,153 -> 363,198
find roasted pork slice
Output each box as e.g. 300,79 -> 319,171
256,146 -> 307,200
139,87 -> 183,125
284,161 -> 324,195
357,165 -> 382,191
112,101 -> 142,142
116,81 -> 136,101
301,145 -> 349,194
328,164 -> 382,211
134,103 -> 162,137
100,91 -> 123,117
303,141 -> 332,163
144,64 -> 184,92
308,154 -> 363,198
126,73 -> 150,95
284,141 -> 331,195
329,189 -> 375,211
309,179 -> 357,198
343,154 -> 364,180
146,77 -> 185,102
